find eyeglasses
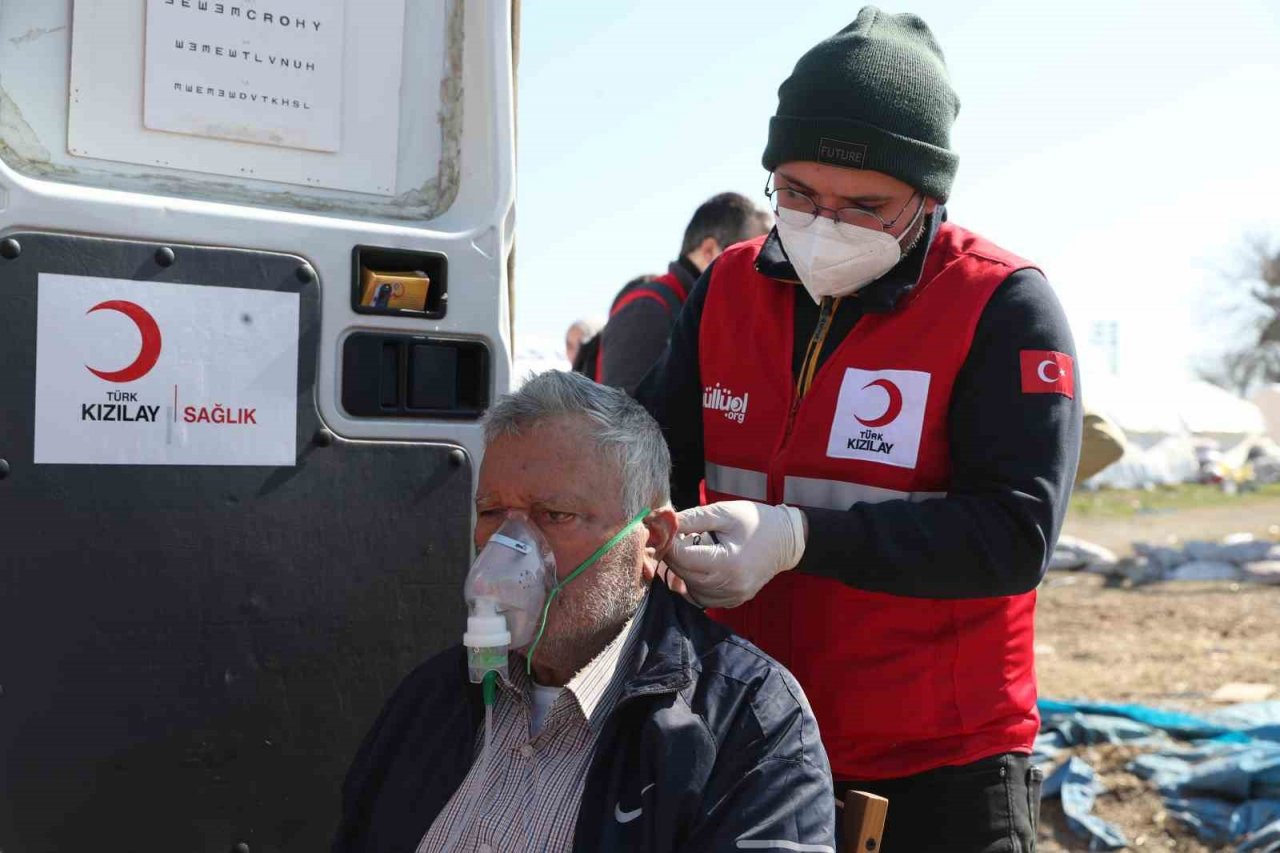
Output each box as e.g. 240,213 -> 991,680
764,175 -> 921,234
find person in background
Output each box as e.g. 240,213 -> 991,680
594,193 -> 771,394
563,317 -> 602,365
570,278 -> 657,377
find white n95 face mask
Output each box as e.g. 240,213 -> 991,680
774,200 -> 925,302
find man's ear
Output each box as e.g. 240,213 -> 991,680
642,507 -> 678,568
924,197 -> 939,214
690,237 -> 722,272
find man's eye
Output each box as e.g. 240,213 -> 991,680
541,510 -> 575,524
476,508 -> 504,519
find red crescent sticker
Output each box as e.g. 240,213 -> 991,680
85,300 -> 163,383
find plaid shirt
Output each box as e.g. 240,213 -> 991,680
418,597 -> 648,853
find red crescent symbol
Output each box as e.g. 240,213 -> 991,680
85,300 -> 163,383
855,379 -> 903,428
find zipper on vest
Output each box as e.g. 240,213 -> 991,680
787,295 -> 841,435
770,296 -> 843,503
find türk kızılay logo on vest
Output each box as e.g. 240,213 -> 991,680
703,383 -> 749,424
826,368 -> 931,469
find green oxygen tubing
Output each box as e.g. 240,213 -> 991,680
523,508 -> 650,675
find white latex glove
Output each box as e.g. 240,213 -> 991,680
666,501 -> 807,608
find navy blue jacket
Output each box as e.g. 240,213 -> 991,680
332,579 -> 836,852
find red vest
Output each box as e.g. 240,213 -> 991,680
699,223 -> 1040,780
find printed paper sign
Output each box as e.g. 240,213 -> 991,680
34,274 -> 300,467
143,0 -> 347,152
826,368 -> 932,469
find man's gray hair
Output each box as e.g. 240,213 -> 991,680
483,371 -> 672,516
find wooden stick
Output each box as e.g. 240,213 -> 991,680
841,790 -> 888,852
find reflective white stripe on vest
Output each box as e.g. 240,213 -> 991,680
705,463 -> 768,501
783,476 -> 945,510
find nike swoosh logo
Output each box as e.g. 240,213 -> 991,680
614,783 -> 655,824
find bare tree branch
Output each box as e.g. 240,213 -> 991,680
1201,236 -> 1280,393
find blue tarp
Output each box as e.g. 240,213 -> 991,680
1131,743 -> 1280,801
1038,698 -> 1252,742
1033,711 -> 1170,764
1163,797 -> 1280,852
1037,700 -> 1280,851
1042,757 -> 1129,850
1207,702 -> 1280,741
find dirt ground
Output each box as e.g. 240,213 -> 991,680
1033,495 -> 1280,851
1063,497 -> 1280,556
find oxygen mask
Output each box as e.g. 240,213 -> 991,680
462,513 -> 556,683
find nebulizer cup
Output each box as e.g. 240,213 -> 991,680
462,597 -> 512,683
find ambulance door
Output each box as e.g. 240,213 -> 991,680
0,1 -> 515,850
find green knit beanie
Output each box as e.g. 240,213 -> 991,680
762,7 -> 960,202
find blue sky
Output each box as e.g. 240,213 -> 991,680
513,0 -> 1280,383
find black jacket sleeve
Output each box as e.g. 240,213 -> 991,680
679,664 -> 836,852
635,262 -> 715,509
796,268 -> 1083,598
600,298 -> 675,395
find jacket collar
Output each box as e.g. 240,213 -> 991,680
668,257 -> 701,295
465,580 -> 703,714
617,578 -> 712,702
753,206 -> 945,314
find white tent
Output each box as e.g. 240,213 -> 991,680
1253,384 -> 1280,443
1084,375 -> 1267,488
1178,380 -> 1267,452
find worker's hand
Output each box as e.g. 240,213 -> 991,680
665,501 -> 807,608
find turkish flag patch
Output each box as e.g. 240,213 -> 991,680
1020,350 -> 1075,398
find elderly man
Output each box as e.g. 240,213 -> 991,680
332,371 -> 834,853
